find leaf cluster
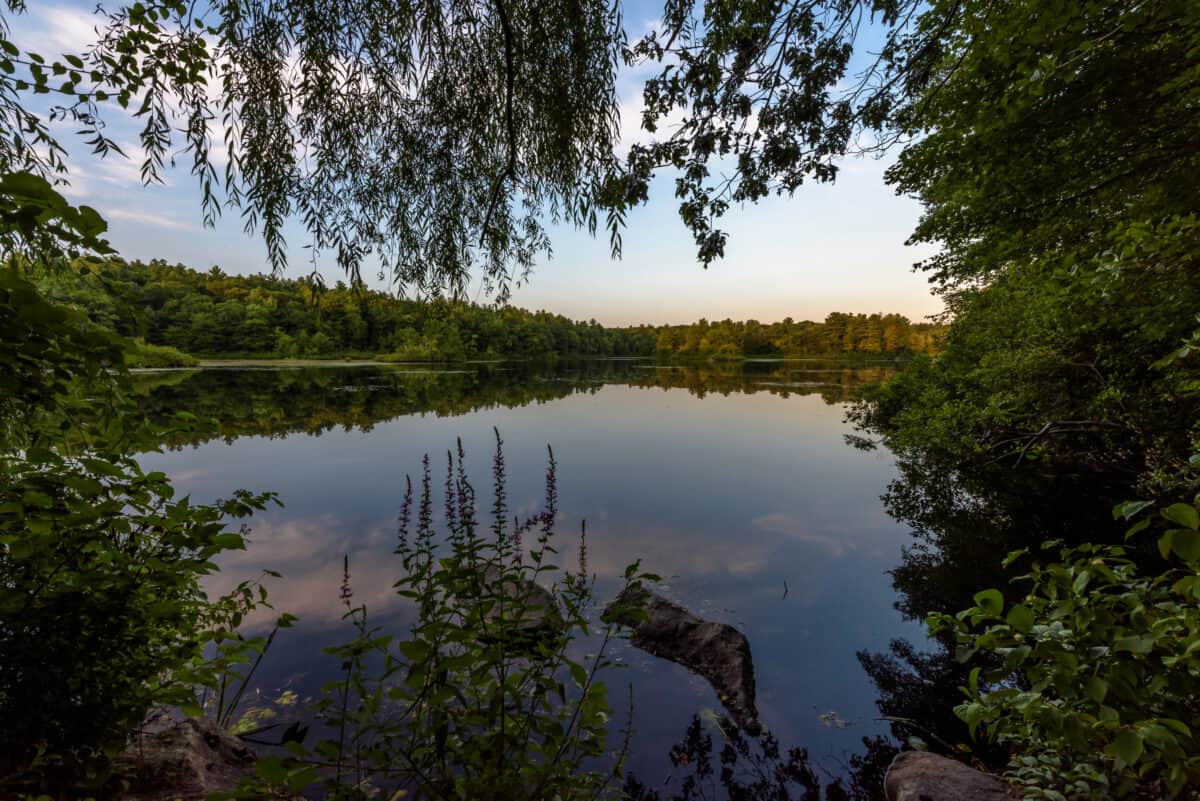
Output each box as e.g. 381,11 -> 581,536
929,494 -> 1200,799
0,174 -> 280,796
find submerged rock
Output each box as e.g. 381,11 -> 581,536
884,751 -> 1016,801
606,586 -> 760,733
112,718 -> 257,801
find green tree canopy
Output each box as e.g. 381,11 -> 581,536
0,0 -> 983,294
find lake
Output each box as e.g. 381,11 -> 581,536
133,359 -> 925,788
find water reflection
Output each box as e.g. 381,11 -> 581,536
133,359 -> 919,789
131,359 -> 891,447
854,443 -> 1136,780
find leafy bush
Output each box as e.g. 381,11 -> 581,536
0,201 -> 276,795
125,340 -> 198,368
930,496 -> 1200,799
230,434 -> 657,801
0,446 -> 274,791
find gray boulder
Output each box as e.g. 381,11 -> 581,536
479,563 -> 563,641
885,751 -> 1016,801
112,718 -> 257,801
606,586 -> 760,733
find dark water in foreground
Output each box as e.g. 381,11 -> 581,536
134,359 -> 923,785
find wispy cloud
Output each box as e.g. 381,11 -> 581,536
105,207 -> 192,231
18,3 -> 100,56
751,513 -> 854,557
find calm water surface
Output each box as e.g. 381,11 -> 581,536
134,360 -> 923,783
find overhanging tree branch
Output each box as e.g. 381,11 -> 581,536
481,0 -> 517,247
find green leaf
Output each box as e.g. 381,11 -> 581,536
1000,548 -> 1029,569
1159,530 -> 1175,560
255,755 -> 289,785
1160,719 -> 1192,737
1124,517 -> 1151,540
568,661 -> 588,687
1107,728 -> 1144,767
1114,636 -> 1154,654
1072,570 -> 1090,593
397,640 -> 431,662
1163,503 -> 1199,530
1140,723 -> 1177,752
955,701 -> 988,739
973,588 -> 1004,617
1113,500 -> 1153,520
1170,529 -> 1200,561
210,532 -> 245,550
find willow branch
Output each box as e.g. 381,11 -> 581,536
481,0 -> 516,245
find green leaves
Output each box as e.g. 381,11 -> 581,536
1161,529 -> 1200,562
0,171 -> 113,260
1162,503 -> 1199,531
0,420 -> 277,786
0,263 -> 278,787
973,588 -> 1004,617
1106,728 -> 1144,768
1006,604 -> 1034,633
942,520 -> 1200,798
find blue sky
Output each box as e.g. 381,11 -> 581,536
14,1 -> 942,327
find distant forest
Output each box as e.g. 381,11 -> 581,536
31,259 -> 946,361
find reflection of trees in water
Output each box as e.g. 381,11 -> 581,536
622,714 -> 895,801
617,361 -> 893,402
854,446 -> 1138,780
131,359 -> 890,448
639,449 -> 1140,801
143,360 -> 1113,795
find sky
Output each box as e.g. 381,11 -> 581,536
12,1 -> 943,327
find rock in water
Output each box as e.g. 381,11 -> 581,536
112,718 -> 257,801
481,563 -> 563,641
606,586 -> 760,733
885,751 -> 1016,801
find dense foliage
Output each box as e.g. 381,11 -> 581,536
0,185 -> 275,795
931,494 -> 1200,799
647,313 -> 942,359
851,1 -> 1200,798
0,0 -> 629,297
861,0 -> 1200,491
26,258 -> 940,361
0,0 -> 977,292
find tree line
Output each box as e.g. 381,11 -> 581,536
641,313 -> 943,359
30,258 -> 943,361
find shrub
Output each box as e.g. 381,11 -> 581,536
0,447 -> 274,791
930,495 -> 1200,799
232,433 -> 657,801
0,258 -> 274,795
125,340 -> 198,368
